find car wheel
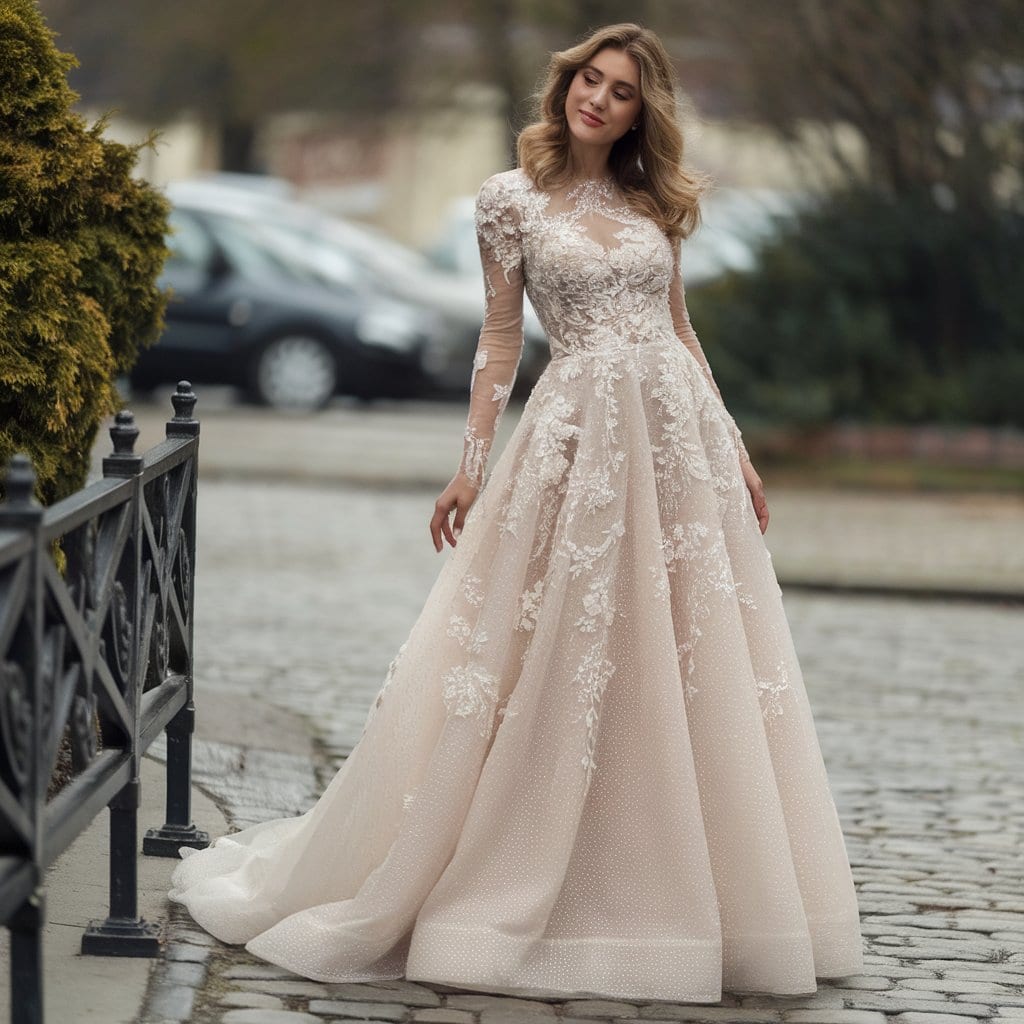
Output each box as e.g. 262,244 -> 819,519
252,335 -> 337,411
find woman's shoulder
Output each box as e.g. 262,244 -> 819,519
476,167 -> 533,210
474,170 -> 531,270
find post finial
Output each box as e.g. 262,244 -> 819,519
109,410 -> 140,458
167,381 -> 199,438
4,453 -> 38,507
103,410 -> 143,478
0,453 -> 43,525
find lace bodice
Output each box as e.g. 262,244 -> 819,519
458,168 -> 750,489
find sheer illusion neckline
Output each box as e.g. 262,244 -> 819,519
534,173 -> 622,209
565,173 -> 616,191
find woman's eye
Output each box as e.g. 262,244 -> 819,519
614,92 -> 630,101
583,74 -> 598,85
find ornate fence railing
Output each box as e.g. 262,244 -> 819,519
0,382 -> 209,1024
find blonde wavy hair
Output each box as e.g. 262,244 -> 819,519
517,23 -> 711,242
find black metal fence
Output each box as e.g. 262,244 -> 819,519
0,382 -> 209,1024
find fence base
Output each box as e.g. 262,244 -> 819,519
11,889 -> 44,1024
143,822 -> 210,858
81,915 -> 162,956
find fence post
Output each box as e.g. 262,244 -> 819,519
144,383 -> 209,857
81,411 -> 160,956
1,455 -> 45,1024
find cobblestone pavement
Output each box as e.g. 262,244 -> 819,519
139,478 -> 1024,1023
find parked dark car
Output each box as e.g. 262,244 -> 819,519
164,178 -> 550,396
132,206 -> 435,409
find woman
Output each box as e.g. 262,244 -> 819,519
170,22 -> 865,1004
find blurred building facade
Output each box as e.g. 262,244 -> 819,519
86,86 -> 864,249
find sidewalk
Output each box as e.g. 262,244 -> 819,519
0,693 -> 316,1024
0,755 -> 226,1023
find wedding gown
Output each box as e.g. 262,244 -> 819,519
168,168 -> 865,1003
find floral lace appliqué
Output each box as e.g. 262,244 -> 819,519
756,661 -> 792,722
575,646 -> 615,785
439,168 -> 780,782
462,573 -> 484,607
442,663 -> 499,732
517,578 -> 545,632
447,614 -> 488,654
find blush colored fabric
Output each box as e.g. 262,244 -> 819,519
169,168 -> 865,1003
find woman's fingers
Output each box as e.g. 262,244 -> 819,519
451,505 -> 467,540
740,460 -> 769,536
757,497 -> 769,534
430,476 -> 478,552
439,509 -> 457,548
430,491 -> 462,551
430,498 -> 452,552
751,484 -> 769,534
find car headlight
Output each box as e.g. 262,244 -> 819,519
354,303 -> 422,353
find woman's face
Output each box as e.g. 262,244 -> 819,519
564,46 -> 643,148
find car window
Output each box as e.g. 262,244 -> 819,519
320,219 -> 430,280
247,221 -> 365,293
202,212 -> 315,283
167,209 -> 215,270
168,183 -> 430,285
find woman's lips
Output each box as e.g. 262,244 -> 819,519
579,109 -> 605,127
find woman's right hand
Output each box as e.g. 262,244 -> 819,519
430,472 -> 480,552
740,457 -> 769,535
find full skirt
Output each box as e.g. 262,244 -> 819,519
169,336 -> 865,1003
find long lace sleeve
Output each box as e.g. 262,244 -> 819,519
668,241 -> 751,466
457,174 -> 526,490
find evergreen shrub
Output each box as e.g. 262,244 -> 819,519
691,186 -> 1024,429
0,0 -> 170,505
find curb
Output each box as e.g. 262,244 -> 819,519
779,578 -> 1024,606
137,692 -> 327,1023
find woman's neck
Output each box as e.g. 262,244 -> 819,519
567,168 -> 613,183
565,141 -> 612,182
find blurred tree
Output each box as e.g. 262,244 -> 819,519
680,0 -> 1024,430
693,187 -> 1024,429
0,0 -> 169,504
688,0 -> 1023,210
37,0 -> 419,170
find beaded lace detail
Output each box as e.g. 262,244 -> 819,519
446,169 -> 771,777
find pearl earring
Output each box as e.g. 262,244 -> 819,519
631,122 -> 639,131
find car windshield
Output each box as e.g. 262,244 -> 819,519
317,218 -> 432,280
242,220 -> 367,292
199,211 -> 321,284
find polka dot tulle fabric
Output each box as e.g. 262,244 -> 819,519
168,169 -> 865,1003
